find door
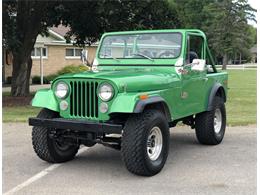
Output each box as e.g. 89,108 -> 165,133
181,34 -> 207,115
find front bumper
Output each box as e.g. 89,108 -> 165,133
28,117 -> 123,134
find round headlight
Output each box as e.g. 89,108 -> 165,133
98,83 -> 114,101
55,82 -> 69,99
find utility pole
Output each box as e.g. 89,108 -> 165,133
35,43 -> 44,85
40,47 -> 43,85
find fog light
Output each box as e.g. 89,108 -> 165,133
99,102 -> 108,113
60,100 -> 68,111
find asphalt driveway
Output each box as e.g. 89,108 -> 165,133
3,123 -> 256,195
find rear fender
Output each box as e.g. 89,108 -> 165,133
207,83 -> 226,111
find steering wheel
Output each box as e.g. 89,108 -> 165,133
189,51 -> 198,63
158,51 -> 175,58
142,50 -> 154,58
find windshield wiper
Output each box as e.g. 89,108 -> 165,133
101,54 -> 120,61
132,53 -> 154,61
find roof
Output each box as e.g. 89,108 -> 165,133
35,24 -> 98,46
50,25 -> 71,37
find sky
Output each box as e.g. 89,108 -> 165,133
248,0 -> 258,27
248,0 -> 257,9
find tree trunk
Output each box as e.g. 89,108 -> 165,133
11,55 -> 32,96
9,1 -> 49,96
2,49 -> 5,83
222,53 -> 228,70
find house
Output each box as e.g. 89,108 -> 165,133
3,25 -> 98,83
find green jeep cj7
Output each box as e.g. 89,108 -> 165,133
29,29 -> 228,176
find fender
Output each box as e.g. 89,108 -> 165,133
207,83 -> 226,111
109,94 -> 171,121
31,89 -> 59,112
134,96 -> 171,121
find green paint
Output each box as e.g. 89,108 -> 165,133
31,89 -> 59,112
32,29 -> 228,122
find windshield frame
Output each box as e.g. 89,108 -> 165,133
97,32 -> 183,61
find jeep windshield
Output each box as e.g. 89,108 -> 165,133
99,33 -> 182,60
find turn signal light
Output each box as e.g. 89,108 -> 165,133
139,94 -> 148,100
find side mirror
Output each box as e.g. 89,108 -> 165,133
191,59 -> 206,71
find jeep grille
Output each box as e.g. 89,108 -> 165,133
69,80 -> 99,119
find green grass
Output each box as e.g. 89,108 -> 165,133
2,69 -> 256,125
225,69 -> 256,126
3,106 -> 40,122
2,92 -> 11,96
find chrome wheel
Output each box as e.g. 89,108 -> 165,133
214,108 -> 222,134
147,126 -> 163,161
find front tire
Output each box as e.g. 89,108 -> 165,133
32,108 -> 79,163
121,109 -> 170,176
195,96 -> 226,145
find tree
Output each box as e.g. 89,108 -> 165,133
171,0 -> 256,69
202,0 -> 256,69
3,0 -> 256,96
3,0 -> 179,96
248,25 -> 257,45
61,0 -> 179,46
170,0 -> 212,29
3,0 -> 62,96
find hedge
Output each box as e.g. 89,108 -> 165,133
32,64 -> 89,84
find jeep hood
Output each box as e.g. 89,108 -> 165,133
54,68 -> 180,92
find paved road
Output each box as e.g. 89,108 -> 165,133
3,123 -> 256,195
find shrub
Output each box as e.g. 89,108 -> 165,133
45,74 -> 58,83
31,65 -> 89,84
6,77 -> 12,84
32,76 -> 49,84
57,65 -> 89,75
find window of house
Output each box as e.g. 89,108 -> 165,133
65,48 -> 82,58
31,47 -> 48,58
5,50 -> 13,65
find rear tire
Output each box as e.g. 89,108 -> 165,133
121,109 -> 170,176
32,108 -> 79,163
195,96 -> 226,145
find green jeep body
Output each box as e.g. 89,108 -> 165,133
29,29 -> 228,176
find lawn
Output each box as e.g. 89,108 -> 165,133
225,69 -> 256,126
2,69 -> 256,125
3,106 -> 40,122
2,91 -> 39,122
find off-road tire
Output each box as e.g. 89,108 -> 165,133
195,96 -> 226,145
32,108 -> 79,163
121,109 -> 170,176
